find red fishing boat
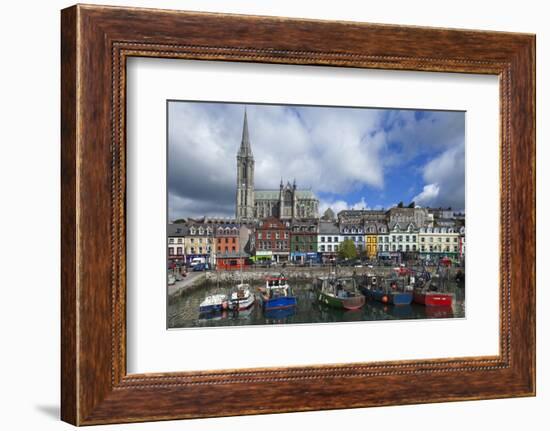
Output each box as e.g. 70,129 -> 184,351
413,274 -> 454,307
413,290 -> 454,306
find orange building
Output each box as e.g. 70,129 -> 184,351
215,224 -> 241,255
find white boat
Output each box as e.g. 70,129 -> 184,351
167,274 -> 176,285
229,283 -> 255,310
199,294 -> 228,314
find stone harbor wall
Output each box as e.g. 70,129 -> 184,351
169,265 -> 463,297
203,266 -> 393,285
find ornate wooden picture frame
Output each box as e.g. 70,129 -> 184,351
61,4 -> 535,425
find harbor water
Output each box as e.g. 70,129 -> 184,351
168,279 -> 465,329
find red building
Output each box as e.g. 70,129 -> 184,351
255,217 -> 291,262
216,251 -> 250,270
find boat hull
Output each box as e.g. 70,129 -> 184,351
229,294 -> 255,311
199,304 -> 224,314
362,287 -> 413,305
262,296 -> 297,311
318,291 -> 365,310
390,292 -> 413,305
413,292 -> 453,307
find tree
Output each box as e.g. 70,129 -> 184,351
338,239 -> 357,260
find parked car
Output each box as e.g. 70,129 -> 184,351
193,263 -> 210,272
190,257 -> 206,267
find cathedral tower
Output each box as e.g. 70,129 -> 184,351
236,109 -> 255,221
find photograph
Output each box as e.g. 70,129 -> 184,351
166,101 -> 466,328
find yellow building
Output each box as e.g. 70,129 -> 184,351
184,224 -> 214,264
365,222 -> 380,259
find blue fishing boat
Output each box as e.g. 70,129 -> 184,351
360,275 -> 413,305
259,276 -> 297,311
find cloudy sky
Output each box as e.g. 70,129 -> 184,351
167,101 -> 465,220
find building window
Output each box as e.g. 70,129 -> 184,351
169,238 -> 174,244
169,247 -> 175,255
412,235 -> 416,242
321,236 -> 325,242
177,238 -> 183,244
327,237 -> 332,243
321,245 -> 325,252
412,245 -> 416,251
327,245 -> 332,252
177,247 -> 183,255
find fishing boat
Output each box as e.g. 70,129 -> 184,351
315,276 -> 365,310
259,276 -> 297,311
361,276 -> 413,305
228,283 -> 255,311
413,274 -> 454,306
199,293 -> 229,314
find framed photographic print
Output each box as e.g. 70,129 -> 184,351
61,4 -> 535,425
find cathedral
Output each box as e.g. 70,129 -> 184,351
235,110 -> 319,222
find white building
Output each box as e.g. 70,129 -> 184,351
418,224 -> 460,260
339,223 -> 365,253
388,222 -> 419,253
317,221 -> 341,257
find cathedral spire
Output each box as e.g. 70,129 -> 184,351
239,108 -> 253,158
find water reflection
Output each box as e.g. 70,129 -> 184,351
168,279 -> 465,329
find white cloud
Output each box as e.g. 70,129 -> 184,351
319,197 -> 369,215
412,184 -> 440,206
417,146 -> 465,209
